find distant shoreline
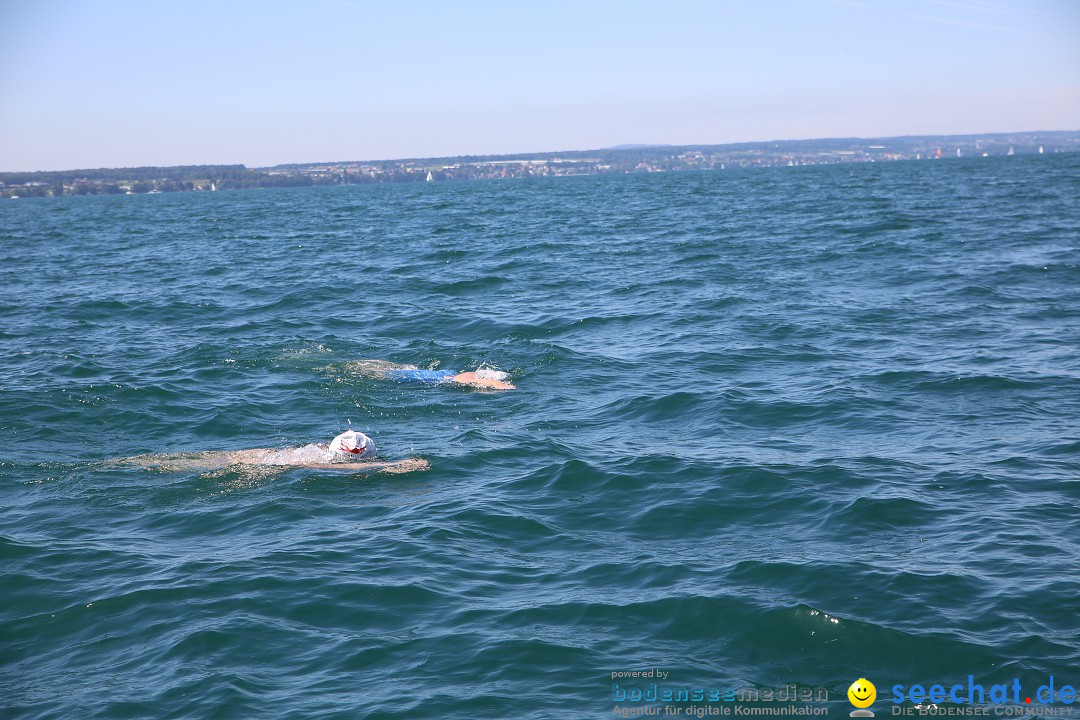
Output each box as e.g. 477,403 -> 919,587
2,130 -> 1077,198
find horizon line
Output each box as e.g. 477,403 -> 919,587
2,128 -> 1076,175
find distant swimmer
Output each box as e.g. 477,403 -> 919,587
113,430 -> 429,474
344,359 -> 516,390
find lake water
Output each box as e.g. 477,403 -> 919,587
2,155 -> 1078,719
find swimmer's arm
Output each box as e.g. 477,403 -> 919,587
451,371 -> 516,390
300,458 -> 431,473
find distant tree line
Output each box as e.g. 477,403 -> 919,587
0,164 -> 247,186
2,131 -> 1076,199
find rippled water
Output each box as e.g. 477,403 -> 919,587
2,155 -> 1079,719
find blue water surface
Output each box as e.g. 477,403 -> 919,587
1,155 -> 1078,719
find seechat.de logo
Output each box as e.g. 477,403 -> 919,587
849,678 -> 877,717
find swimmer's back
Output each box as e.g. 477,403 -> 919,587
384,368 -> 459,384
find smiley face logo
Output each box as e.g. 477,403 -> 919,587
848,678 -> 876,709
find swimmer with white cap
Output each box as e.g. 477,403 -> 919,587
114,430 -> 429,473
346,360 -> 516,390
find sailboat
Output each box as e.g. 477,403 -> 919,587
1007,147 -> 1014,156
425,171 -> 433,182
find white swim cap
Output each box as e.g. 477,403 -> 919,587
475,367 -> 509,382
329,430 -> 376,459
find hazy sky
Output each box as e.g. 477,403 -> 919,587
1,0 -> 1078,171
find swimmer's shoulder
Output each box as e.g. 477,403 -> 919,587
451,371 -> 517,390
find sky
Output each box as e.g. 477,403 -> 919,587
1,0 -> 1078,171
